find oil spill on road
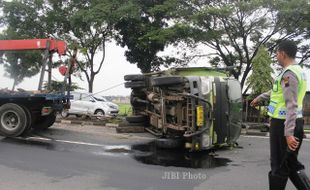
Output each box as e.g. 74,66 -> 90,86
130,141 -> 231,169
1,137 -> 231,169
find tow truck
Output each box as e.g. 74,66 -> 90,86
0,38 -> 73,137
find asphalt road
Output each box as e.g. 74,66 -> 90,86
0,124 -> 309,190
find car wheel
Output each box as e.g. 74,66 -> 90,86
124,74 -> 145,81
94,109 -> 105,116
32,113 -> 57,130
155,138 -> 184,149
126,115 -> 148,123
0,103 -> 28,137
61,110 -> 69,118
125,81 -> 146,89
151,76 -> 184,87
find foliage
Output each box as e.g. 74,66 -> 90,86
167,0 -> 310,93
43,80 -> 83,92
0,31 -> 42,90
114,0 -> 186,73
1,0 -> 309,92
0,0 -> 128,92
0,0 -> 45,90
46,0 -> 128,92
246,47 -> 273,98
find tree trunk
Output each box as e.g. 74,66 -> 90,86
12,79 -> 17,91
88,73 -> 95,93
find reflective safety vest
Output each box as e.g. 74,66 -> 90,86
267,64 -> 307,119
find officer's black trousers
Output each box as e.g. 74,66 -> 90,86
270,118 -> 305,177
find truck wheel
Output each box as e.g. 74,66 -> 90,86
155,138 -> 184,149
32,113 -> 56,130
125,81 -> 146,89
214,79 -> 229,144
21,106 -> 32,136
151,76 -> 184,87
126,115 -> 147,123
0,103 -> 28,137
124,74 -> 145,81
119,120 -> 147,127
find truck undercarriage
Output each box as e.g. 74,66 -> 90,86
125,67 -> 242,151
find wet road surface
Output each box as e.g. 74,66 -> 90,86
0,124 -> 309,190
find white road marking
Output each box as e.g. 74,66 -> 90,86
55,139 -> 107,147
12,133 -> 310,149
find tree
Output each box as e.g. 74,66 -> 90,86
3,51 -> 41,91
46,0 -> 129,92
43,80 -> 83,92
0,31 -> 42,91
170,0 -> 310,93
0,0 -> 46,89
115,0 -> 185,73
246,47 -> 273,98
1,0 -> 128,92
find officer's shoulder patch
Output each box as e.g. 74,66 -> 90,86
282,76 -> 290,87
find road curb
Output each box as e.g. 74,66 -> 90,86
55,119 -> 112,127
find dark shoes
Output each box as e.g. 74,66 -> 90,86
269,171 -> 288,190
269,170 -> 310,190
290,170 -> 310,190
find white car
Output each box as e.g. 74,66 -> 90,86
61,92 -> 119,117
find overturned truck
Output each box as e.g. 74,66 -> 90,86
124,67 -> 242,152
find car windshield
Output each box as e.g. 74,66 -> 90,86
93,96 -> 106,102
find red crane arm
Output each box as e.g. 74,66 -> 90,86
0,39 -> 67,55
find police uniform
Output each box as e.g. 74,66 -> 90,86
255,64 -> 310,190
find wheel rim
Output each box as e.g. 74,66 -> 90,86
96,111 -> 104,116
1,110 -> 20,131
61,110 -> 68,117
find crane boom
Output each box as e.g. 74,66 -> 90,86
0,39 -> 67,55
0,38 -> 68,91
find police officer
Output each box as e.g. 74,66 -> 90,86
251,40 -> 310,190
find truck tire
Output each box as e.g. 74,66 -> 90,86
32,113 -> 57,130
119,120 -> 147,127
124,74 -> 145,81
0,103 -> 28,137
126,115 -> 147,123
21,106 -> 32,136
214,78 -> 229,144
125,81 -> 146,89
151,76 -> 184,87
155,138 -> 184,149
